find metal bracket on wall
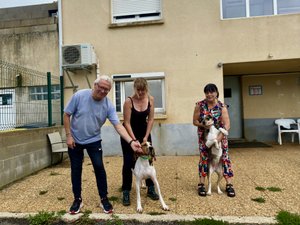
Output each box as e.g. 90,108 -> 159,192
63,67 -> 93,93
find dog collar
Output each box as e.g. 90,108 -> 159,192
140,155 -> 150,160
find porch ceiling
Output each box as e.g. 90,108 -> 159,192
223,58 -> 300,76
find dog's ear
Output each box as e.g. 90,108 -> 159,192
150,146 -> 156,162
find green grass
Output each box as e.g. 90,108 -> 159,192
147,211 -> 166,215
169,197 -> 177,202
49,171 -> 60,176
255,186 -> 266,191
23,210 -> 300,225
276,210 -> 300,225
106,214 -> 124,225
74,210 -> 94,225
267,186 -> 282,192
39,190 -> 48,195
179,218 -> 229,225
255,186 -> 282,192
251,197 -> 266,203
28,211 -> 58,225
109,196 -> 119,203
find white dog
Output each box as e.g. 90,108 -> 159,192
202,115 -> 228,196
132,142 -> 169,213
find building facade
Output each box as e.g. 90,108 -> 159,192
59,0 -> 300,155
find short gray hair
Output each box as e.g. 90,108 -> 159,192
94,75 -> 112,86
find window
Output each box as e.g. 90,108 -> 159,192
0,94 -> 12,105
111,0 -> 162,24
277,0 -> 300,14
221,0 -> 300,19
222,0 -> 246,19
112,72 -> 165,113
29,85 -> 60,101
250,0 -> 273,16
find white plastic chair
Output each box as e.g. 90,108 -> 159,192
274,119 -> 299,145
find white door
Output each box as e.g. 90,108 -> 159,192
0,89 -> 16,130
224,77 -> 243,139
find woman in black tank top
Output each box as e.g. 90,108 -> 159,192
120,78 -> 159,206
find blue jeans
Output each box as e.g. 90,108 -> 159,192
68,140 -> 107,200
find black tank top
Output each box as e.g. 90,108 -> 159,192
128,96 -> 151,142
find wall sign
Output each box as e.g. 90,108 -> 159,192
249,85 -> 262,96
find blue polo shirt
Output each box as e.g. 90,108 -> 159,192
64,89 -> 120,144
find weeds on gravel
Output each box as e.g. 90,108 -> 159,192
267,186 -> 282,192
169,197 -> 177,202
106,214 -> 124,225
179,218 -> 229,225
109,196 -> 119,203
147,212 -> 166,215
255,186 -> 266,191
75,210 -> 94,225
49,171 -> 60,176
255,186 -> 282,192
276,210 -> 300,225
28,211 -> 58,225
251,197 -> 266,203
39,190 -> 48,195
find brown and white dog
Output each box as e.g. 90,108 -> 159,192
201,115 -> 228,195
132,141 -> 169,213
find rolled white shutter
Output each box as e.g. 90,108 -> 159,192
112,0 -> 161,17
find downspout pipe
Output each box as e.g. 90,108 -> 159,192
58,0 -> 64,125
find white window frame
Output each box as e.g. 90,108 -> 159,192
220,0 -> 300,19
111,0 -> 162,24
112,72 -> 166,114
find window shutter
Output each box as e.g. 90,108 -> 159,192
112,0 -> 161,17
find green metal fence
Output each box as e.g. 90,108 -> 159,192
0,60 -> 62,131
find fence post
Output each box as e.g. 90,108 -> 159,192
47,72 -> 52,127
60,75 -> 64,125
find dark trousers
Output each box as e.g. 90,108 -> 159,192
68,140 -> 108,200
121,138 -> 154,191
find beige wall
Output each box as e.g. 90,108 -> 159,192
0,16 -> 59,75
242,74 -> 300,119
61,0 -> 300,124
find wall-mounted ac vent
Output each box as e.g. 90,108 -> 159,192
62,43 -> 96,68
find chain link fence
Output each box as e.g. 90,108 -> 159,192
0,60 -> 62,131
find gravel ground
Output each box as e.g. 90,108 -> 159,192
0,144 -> 299,221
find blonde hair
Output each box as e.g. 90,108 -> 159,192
134,78 -> 148,93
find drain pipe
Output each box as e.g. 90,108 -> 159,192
58,0 -> 63,77
58,0 -> 64,125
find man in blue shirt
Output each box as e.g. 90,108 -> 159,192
64,75 -> 141,214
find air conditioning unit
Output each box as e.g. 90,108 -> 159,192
62,43 -> 96,68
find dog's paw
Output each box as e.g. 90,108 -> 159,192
137,207 -> 143,213
219,128 -> 228,136
162,205 -> 169,211
217,187 -> 223,195
207,191 -> 212,196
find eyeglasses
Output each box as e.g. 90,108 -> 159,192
95,83 -> 110,93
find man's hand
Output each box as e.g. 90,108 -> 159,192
66,135 -> 76,149
130,140 -> 142,153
